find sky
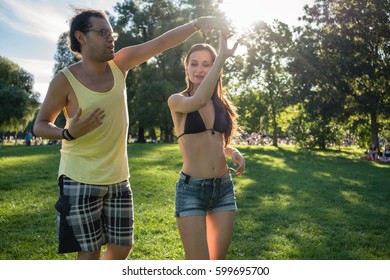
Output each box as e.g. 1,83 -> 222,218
0,0 -> 314,102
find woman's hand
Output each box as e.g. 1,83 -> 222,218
67,108 -> 105,139
193,17 -> 239,57
218,31 -> 239,60
194,17 -> 230,37
231,150 -> 245,176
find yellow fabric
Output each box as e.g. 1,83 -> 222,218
58,60 -> 129,184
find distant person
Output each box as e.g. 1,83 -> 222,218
366,143 -> 379,161
379,143 -> 390,163
33,8 -> 229,260
25,131 -> 32,146
168,32 -> 244,259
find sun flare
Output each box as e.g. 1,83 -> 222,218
219,0 -> 313,31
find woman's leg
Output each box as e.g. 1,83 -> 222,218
206,210 -> 235,260
177,216 -> 209,259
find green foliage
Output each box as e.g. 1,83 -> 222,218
110,0 -> 224,142
228,0 -> 389,149
0,56 -> 39,132
291,0 -> 390,148
1,144 -> 389,260
53,32 -> 80,75
236,20 -> 293,146
231,87 -> 264,133
354,121 -> 372,149
0,56 -> 33,92
40,0 -> 390,148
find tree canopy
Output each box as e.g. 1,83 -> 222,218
230,0 -> 389,149
0,56 -> 39,133
3,0 -> 389,150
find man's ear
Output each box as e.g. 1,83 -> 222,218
75,30 -> 85,45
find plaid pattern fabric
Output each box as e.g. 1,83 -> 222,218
56,176 -> 134,253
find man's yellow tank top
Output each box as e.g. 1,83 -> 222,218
58,60 -> 129,184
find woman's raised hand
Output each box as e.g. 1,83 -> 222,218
218,31 -> 239,60
195,16 -> 230,37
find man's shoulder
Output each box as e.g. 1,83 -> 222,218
65,61 -> 82,73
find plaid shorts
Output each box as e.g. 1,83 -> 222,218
55,175 -> 134,254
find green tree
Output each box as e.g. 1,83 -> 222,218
113,0 -> 185,142
292,0 -> 390,149
112,0 -> 223,142
231,86 -> 265,134
53,32 -> 79,75
51,32 -> 80,129
0,56 -> 39,132
239,20 -> 293,146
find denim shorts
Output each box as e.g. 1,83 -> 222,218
175,170 -> 237,217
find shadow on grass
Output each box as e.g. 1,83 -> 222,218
1,144 -> 389,260
231,146 -> 390,259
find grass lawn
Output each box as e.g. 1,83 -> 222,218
0,143 -> 389,260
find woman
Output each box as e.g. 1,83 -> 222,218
366,143 -> 379,161
379,143 -> 390,162
167,33 -> 245,260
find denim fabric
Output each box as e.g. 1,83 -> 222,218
175,170 -> 237,217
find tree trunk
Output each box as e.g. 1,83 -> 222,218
370,112 -> 379,150
149,128 -> 156,141
164,128 -> 172,143
272,111 -> 278,147
137,126 -> 145,143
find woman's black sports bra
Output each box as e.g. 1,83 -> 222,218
177,93 -> 228,139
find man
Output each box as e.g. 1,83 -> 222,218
33,8 -> 228,260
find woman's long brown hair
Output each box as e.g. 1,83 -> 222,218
183,44 -> 238,146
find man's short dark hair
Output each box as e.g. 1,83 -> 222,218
69,9 -> 108,54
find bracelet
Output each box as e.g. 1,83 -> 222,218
62,129 -> 76,141
62,129 -> 70,141
192,18 -> 201,32
64,129 -> 76,140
